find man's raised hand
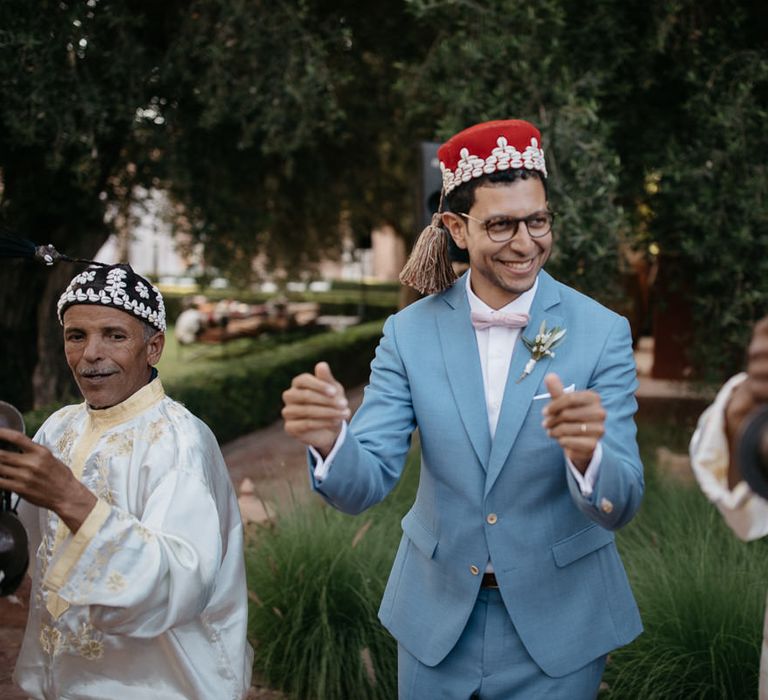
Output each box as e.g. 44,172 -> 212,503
0,428 -> 96,532
282,362 -> 350,457
541,373 -> 605,472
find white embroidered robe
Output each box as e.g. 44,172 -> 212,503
13,379 -> 253,700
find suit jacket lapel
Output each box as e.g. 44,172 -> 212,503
437,275 -> 492,469
485,271 -> 563,497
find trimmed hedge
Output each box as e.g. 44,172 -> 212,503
161,288 -> 398,323
163,320 -> 384,443
23,320 -> 385,443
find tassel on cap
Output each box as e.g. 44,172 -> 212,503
0,232 -> 103,267
399,210 -> 456,295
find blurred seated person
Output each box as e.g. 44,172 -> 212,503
690,315 -> 768,699
213,298 -> 233,331
174,298 -> 204,346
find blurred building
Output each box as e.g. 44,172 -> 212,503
96,189 -> 405,285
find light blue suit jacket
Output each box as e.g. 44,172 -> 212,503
313,270 -> 643,677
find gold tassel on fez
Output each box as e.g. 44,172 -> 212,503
398,212 -> 457,296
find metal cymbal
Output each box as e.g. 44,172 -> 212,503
738,406 -> 768,500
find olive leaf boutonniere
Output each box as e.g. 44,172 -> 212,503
517,321 -> 567,383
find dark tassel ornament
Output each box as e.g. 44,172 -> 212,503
0,232 -> 102,267
399,211 -> 457,296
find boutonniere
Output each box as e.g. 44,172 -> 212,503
517,321 -> 567,382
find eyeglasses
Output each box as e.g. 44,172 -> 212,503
459,210 -> 555,242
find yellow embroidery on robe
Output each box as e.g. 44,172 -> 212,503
79,639 -> 104,660
71,621 -> 105,660
146,419 -> 167,444
136,524 -> 155,542
106,571 -> 126,592
39,621 -> 104,661
105,430 -> 135,456
55,427 -> 78,459
90,453 -> 116,504
39,625 -> 64,657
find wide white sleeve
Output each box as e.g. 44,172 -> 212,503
42,468 -> 222,637
690,372 -> 768,541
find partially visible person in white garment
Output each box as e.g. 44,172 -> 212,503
690,315 -> 768,700
0,263 -> 253,700
174,298 -> 204,346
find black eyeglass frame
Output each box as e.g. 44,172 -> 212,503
459,210 -> 556,243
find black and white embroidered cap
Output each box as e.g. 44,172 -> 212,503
57,264 -> 167,332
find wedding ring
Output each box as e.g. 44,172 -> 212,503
580,423 -> 587,434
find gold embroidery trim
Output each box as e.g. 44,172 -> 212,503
44,499 -> 111,592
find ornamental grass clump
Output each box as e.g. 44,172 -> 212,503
604,473 -> 768,699
246,506 -> 397,699
245,459 -> 418,699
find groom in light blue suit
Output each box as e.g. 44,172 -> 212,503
283,119 -> 643,699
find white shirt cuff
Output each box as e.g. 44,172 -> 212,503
310,422 -> 348,482
567,441 -> 603,497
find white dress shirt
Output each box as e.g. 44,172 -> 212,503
464,274 -> 601,496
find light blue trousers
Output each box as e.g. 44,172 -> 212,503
397,588 -> 606,700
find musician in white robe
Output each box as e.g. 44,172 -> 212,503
0,264 -> 253,700
690,316 -> 768,700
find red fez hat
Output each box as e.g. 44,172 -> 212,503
400,119 -> 547,296
438,119 -> 547,195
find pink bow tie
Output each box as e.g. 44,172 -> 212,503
470,310 -> 530,330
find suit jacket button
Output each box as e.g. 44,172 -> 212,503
486,513 -> 498,525
470,565 -> 480,576
600,497 -> 614,514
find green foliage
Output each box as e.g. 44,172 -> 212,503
158,0 -> 435,274
0,1 -> 186,409
401,0 -> 768,376
163,321 -> 385,443
22,404 -> 63,439
330,280 -> 400,294
156,325 -> 326,386
604,473 -> 768,698
246,452 -> 419,699
0,0 -> 432,408
652,49 -> 768,379
399,0 -> 630,307
4,0 -> 767,403
159,287 -> 398,325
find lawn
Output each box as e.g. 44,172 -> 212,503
156,324 -> 323,384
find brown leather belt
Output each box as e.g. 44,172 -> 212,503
481,572 -> 499,589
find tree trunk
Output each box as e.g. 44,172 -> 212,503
0,227 -> 109,411
651,253 -> 694,380
0,261 -> 43,410
31,262 -> 82,407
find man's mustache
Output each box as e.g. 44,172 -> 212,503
78,367 -> 119,378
